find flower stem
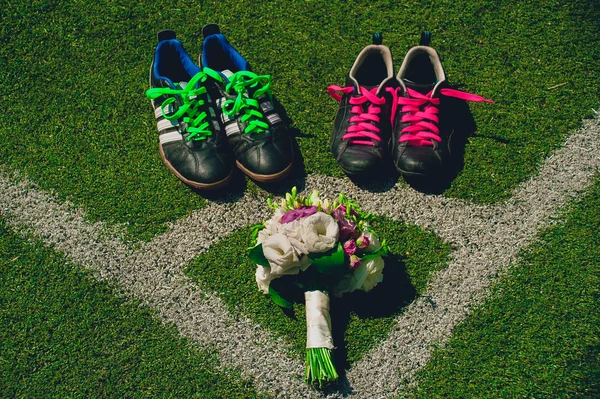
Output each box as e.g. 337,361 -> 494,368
305,347 -> 338,386
304,290 -> 337,385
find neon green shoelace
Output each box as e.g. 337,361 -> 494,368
146,72 -> 213,141
208,68 -> 272,134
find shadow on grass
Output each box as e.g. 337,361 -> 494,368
348,171 -> 399,193
189,164 -> 248,203
325,253 -> 416,395
253,129 -> 308,195
581,342 -> 600,394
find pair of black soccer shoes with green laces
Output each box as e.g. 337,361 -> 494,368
146,25 -> 293,190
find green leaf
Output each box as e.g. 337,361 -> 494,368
248,244 -> 269,267
308,242 -> 346,275
307,190 -> 319,206
361,240 -> 389,261
268,281 -> 293,309
249,223 -> 264,245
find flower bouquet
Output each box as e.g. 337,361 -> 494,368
248,187 -> 388,385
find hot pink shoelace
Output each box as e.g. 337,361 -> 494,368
328,85 -> 397,146
397,87 -> 493,147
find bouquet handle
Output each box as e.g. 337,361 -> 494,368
304,291 -> 338,385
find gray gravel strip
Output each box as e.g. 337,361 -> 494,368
344,118 -> 600,398
0,174 -> 314,399
0,117 -> 598,399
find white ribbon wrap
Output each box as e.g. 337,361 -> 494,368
305,291 -> 334,349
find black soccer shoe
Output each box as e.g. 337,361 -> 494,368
200,24 -> 293,183
327,33 -> 398,177
392,34 -> 492,178
146,30 -> 233,190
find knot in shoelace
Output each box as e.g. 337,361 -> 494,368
328,85 -> 397,146
397,87 -> 493,146
222,71 -> 272,134
146,71 -> 213,141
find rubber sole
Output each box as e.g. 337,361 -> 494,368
395,167 -> 429,178
158,145 -> 233,190
235,160 -> 293,183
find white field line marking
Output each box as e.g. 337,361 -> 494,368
0,118 -> 598,398
345,119 -> 600,398
0,179 -> 310,398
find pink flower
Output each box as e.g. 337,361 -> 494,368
332,206 -> 359,240
343,239 -> 357,255
349,255 -> 361,270
337,205 -> 358,218
281,206 -> 318,224
356,235 -> 370,249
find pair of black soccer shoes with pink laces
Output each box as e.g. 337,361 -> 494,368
329,32 -> 493,180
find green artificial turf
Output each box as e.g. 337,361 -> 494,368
1,0 -> 599,240
185,216 -> 451,367
0,219 -> 265,399
1,2 -> 599,396
406,179 -> 600,399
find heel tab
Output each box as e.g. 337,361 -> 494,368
157,30 -> 176,42
202,24 -> 221,38
372,32 -> 383,45
420,31 -> 431,46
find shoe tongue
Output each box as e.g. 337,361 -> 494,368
360,85 -> 379,95
218,69 -> 235,83
220,69 -> 264,99
403,78 -> 435,95
176,81 -> 201,100
345,77 -> 379,95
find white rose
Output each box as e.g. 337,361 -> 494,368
257,218 -> 281,244
331,272 -> 356,297
262,233 -> 299,275
273,206 -> 285,220
299,254 -> 311,271
360,255 -> 384,292
301,212 -> 339,253
255,265 -> 273,294
279,219 -> 302,240
331,262 -> 368,297
278,220 -> 307,255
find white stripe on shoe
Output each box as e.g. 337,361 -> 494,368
266,113 -> 282,125
225,122 -> 240,136
260,101 -> 274,113
157,118 -> 178,132
158,131 -> 183,145
155,104 -> 175,119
